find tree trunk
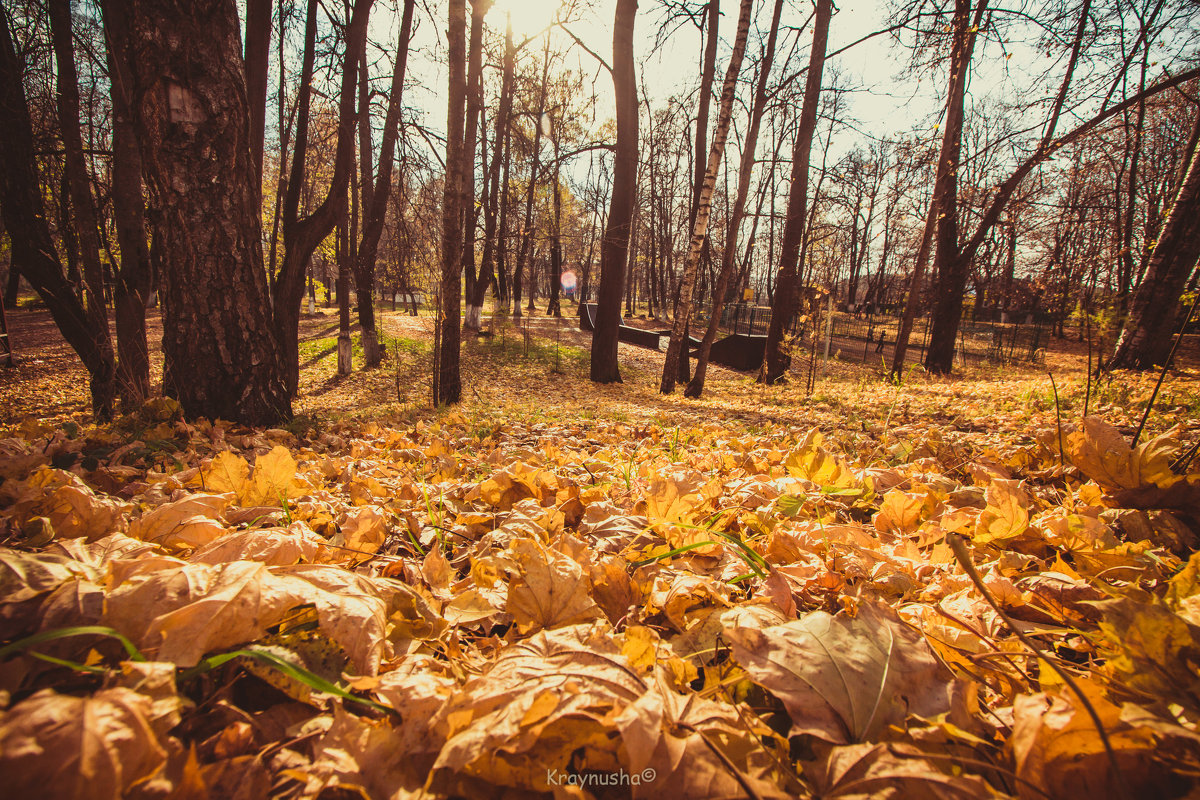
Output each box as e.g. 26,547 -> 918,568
244,0 -> 271,190
547,130 -> 563,316
48,0 -> 116,418
1110,104 -> 1200,369
758,0 -> 832,385
106,0 -> 291,424
890,198 -> 937,377
923,0 -> 986,374
461,0 -> 489,330
687,0 -> 784,398
689,0 -> 720,236
589,0 -> 638,384
355,0 -> 414,367
437,0 -> 467,404
274,0 -> 373,396
514,33 -> 552,320
660,0 -> 753,394
105,0 -> 152,409
0,8 -> 115,420
472,12 -> 513,320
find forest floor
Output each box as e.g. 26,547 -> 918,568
3,299 -> 1200,798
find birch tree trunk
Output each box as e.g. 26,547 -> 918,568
660,0 -> 754,394
687,0 -> 785,398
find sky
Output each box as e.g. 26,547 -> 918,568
386,0 -> 1196,154
391,0 -> 948,158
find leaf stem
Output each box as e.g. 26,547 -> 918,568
947,533 -> 1132,800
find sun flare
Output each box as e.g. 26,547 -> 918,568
490,0 -> 567,36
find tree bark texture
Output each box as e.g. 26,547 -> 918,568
355,0 -> 414,367
105,0 -> 152,409
106,0 -> 291,424
275,0 -> 373,396
473,14 -> 514,318
923,0 -> 988,373
590,0 -> 638,384
1111,104 -> 1200,369
438,0 -> 467,404
687,0 -> 784,398
244,0 -> 271,189
461,0 -> 490,330
48,0 -> 116,417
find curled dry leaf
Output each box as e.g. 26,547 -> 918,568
1065,416 -> 1178,492
0,687 -> 167,800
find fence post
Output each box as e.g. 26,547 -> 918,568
821,292 -> 833,378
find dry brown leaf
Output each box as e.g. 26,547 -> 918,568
103,560 -> 390,672
807,742 -> 994,799
505,537 -> 602,633
0,687 -> 167,800
726,600 -> 957,743
1010,682 -> 1200,800
1065,417 -> 1178,491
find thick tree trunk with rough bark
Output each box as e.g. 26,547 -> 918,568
590,0 -> 638,384
0,8 -> 115,420
1111,105 -> 1200,369
687,0 -> 784,398
107,0 -> 291,424
438,0 -> 467,404
660,0 -> 753,394
758,0 -> 832,385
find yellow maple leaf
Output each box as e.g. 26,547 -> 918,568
873,489 -> 926,535
201,451 -> 251,503
972,479 -> 1029,545
248,446 -> 304,507
1065,416 -> 1178,491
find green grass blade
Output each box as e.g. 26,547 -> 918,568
631,540 -> 721,568
183,648 -> 389,713
0,625 -> 146,662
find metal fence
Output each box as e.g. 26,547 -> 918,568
826,312 -> 1047,366
697,302 -> 1047,368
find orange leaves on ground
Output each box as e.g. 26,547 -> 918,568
3,393 -> 1200,797
972,478 -> 1030,546
505,537 -> 602,633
